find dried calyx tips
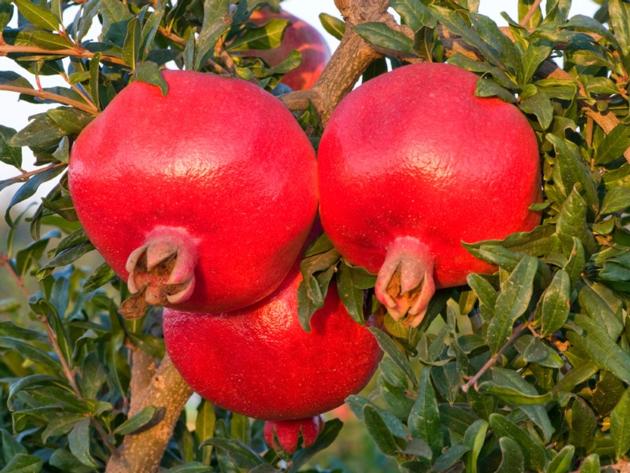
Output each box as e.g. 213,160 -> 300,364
374,236 -> 435,328
120,228 -> 197,319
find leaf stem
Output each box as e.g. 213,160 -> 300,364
0,44 -> 126,66
0,83 -> 98,114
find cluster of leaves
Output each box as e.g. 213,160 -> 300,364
295,0 -> 630,472
0,0 -> 629,472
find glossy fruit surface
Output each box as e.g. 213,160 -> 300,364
163,270 -> 382,420
318,63 -> 541,326
263,416 -> 323,454
70,70 -> 318,314
250,9 -> 330,90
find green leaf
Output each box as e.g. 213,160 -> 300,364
475,78 -> 517,103
354,22 -> 415,55
608,0 -> 630,55
46,108 -> 93,135
195,0 -> 230,70
578,454 -> 600,473
520,42 -> 552,85
230,18 -> 288,51
495,437 -> 524,473
545,445 -> 574,473
601,186 -> 630,214
578,284 -> 623,340
567,396 -> 596,450
0,454 -> 43,473
467,273 -> 496,320
611,388 -> 630,459
133,61 -> 168,95
336,262 -> 374,323
0,126 -> 22,168
0,71 -> 32,90
114,405 -> 164,435
432,444 -> 469,472
464,420 -> 487,473
486,256 -> 538,352
408,368 -> 442,455
10,115 -> 66,149
481,370 -> 553,405
196,400 -> 215,464
289,419 -> 343,473
489,413 -> 547,471
0,0 -> 13,31
14,0 -> 60,31
368,327 -> 416,386
319,13 -> 345,40
390,0 -> 434,31
519,90 -> 553,129
363,405 -> 400,455
68,419 -> 97,468
570,314 -> 630,384
199,438 -> 262,468
540,269 -> 571,336
1,429 -> 26,463
596,125 -> 630,165
122,16 -> 140,70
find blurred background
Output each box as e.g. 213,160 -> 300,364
0,1 -> 602,471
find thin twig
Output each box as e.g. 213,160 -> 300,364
461,321 -> 530,393
0,84 -> 98,114
0,44 -> 126,66
60,71 -> 99,113
519,0 -> 543,29
3,163 -> 66,184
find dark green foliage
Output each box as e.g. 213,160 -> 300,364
0,0 -> 629,472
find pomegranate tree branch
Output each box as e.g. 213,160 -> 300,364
128,347 -> 157,415
0,83 -> 98,114
105,354 -> 191,473
461,320 -> 530,393
519,0 -> 543,28
0,43 -> 126,66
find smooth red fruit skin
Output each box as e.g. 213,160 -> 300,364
250,10 -> 330,90
263,416 -> 323,454
318,63 -> 541,288
163,270 -> 382,420
69,70 -> 318,313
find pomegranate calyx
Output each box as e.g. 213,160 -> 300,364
375,237 -> 435,328
119,228 -> 197,318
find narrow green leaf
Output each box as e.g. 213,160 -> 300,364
68,419 -> 97,468
319,13 -> 345,40
601,186 -> 630,214
114,406 -> 164,435
0,126 -> 22,168
495,437 -> 524,473
134,62 -> 168,95
578,454 -> 600,473
195,0 -> 230,70
390,0 -> 434,31
486,256 -> 537,352
567,397 -> 596,450
122,17 -> 140,70
545,445 -> 574,473
14,0 -> 60,30
540,270 -> 570,336
368,327 -> 416,386
611,388 -> 630,459
354,22 -> 415,55
0,454 -> 42,473
432,444 -> 469,472
596,125 -> 630,164
408,368 -> 442,455
476,78 -> 517,103
364,405 -> 400,455
464,420 -> 488,473
230,18 -> 288,51
489,413 -> 547,471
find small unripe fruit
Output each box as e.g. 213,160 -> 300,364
263,416 -> 323,454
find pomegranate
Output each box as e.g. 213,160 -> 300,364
318,63 -> 541,327
263,416 -> 323,454
69,70 -> 318,316
249,9 -> 330,90
163,270 -> 382,420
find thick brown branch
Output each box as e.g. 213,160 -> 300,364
106,354 -> 191,473
129,347 -> 157,416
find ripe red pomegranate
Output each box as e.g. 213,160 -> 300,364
163,270 -> 382,420
263,416 -> 323,454
69,71 -> 318,316
318,63 -> 541,327
249,9 -> 330,90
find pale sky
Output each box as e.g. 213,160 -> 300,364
0,0 -> 600,186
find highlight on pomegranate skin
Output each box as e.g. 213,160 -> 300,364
318,62 -> 541,328
69,70 -> 318,318
163,269 -> 382,421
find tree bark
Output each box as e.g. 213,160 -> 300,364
106,354 -> 191,473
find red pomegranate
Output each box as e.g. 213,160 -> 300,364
163,270 -> 382,420
263,416 -> 323,454
318,63 -> 541,327
249,9 -> 330,90
69,71 -> 318,316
